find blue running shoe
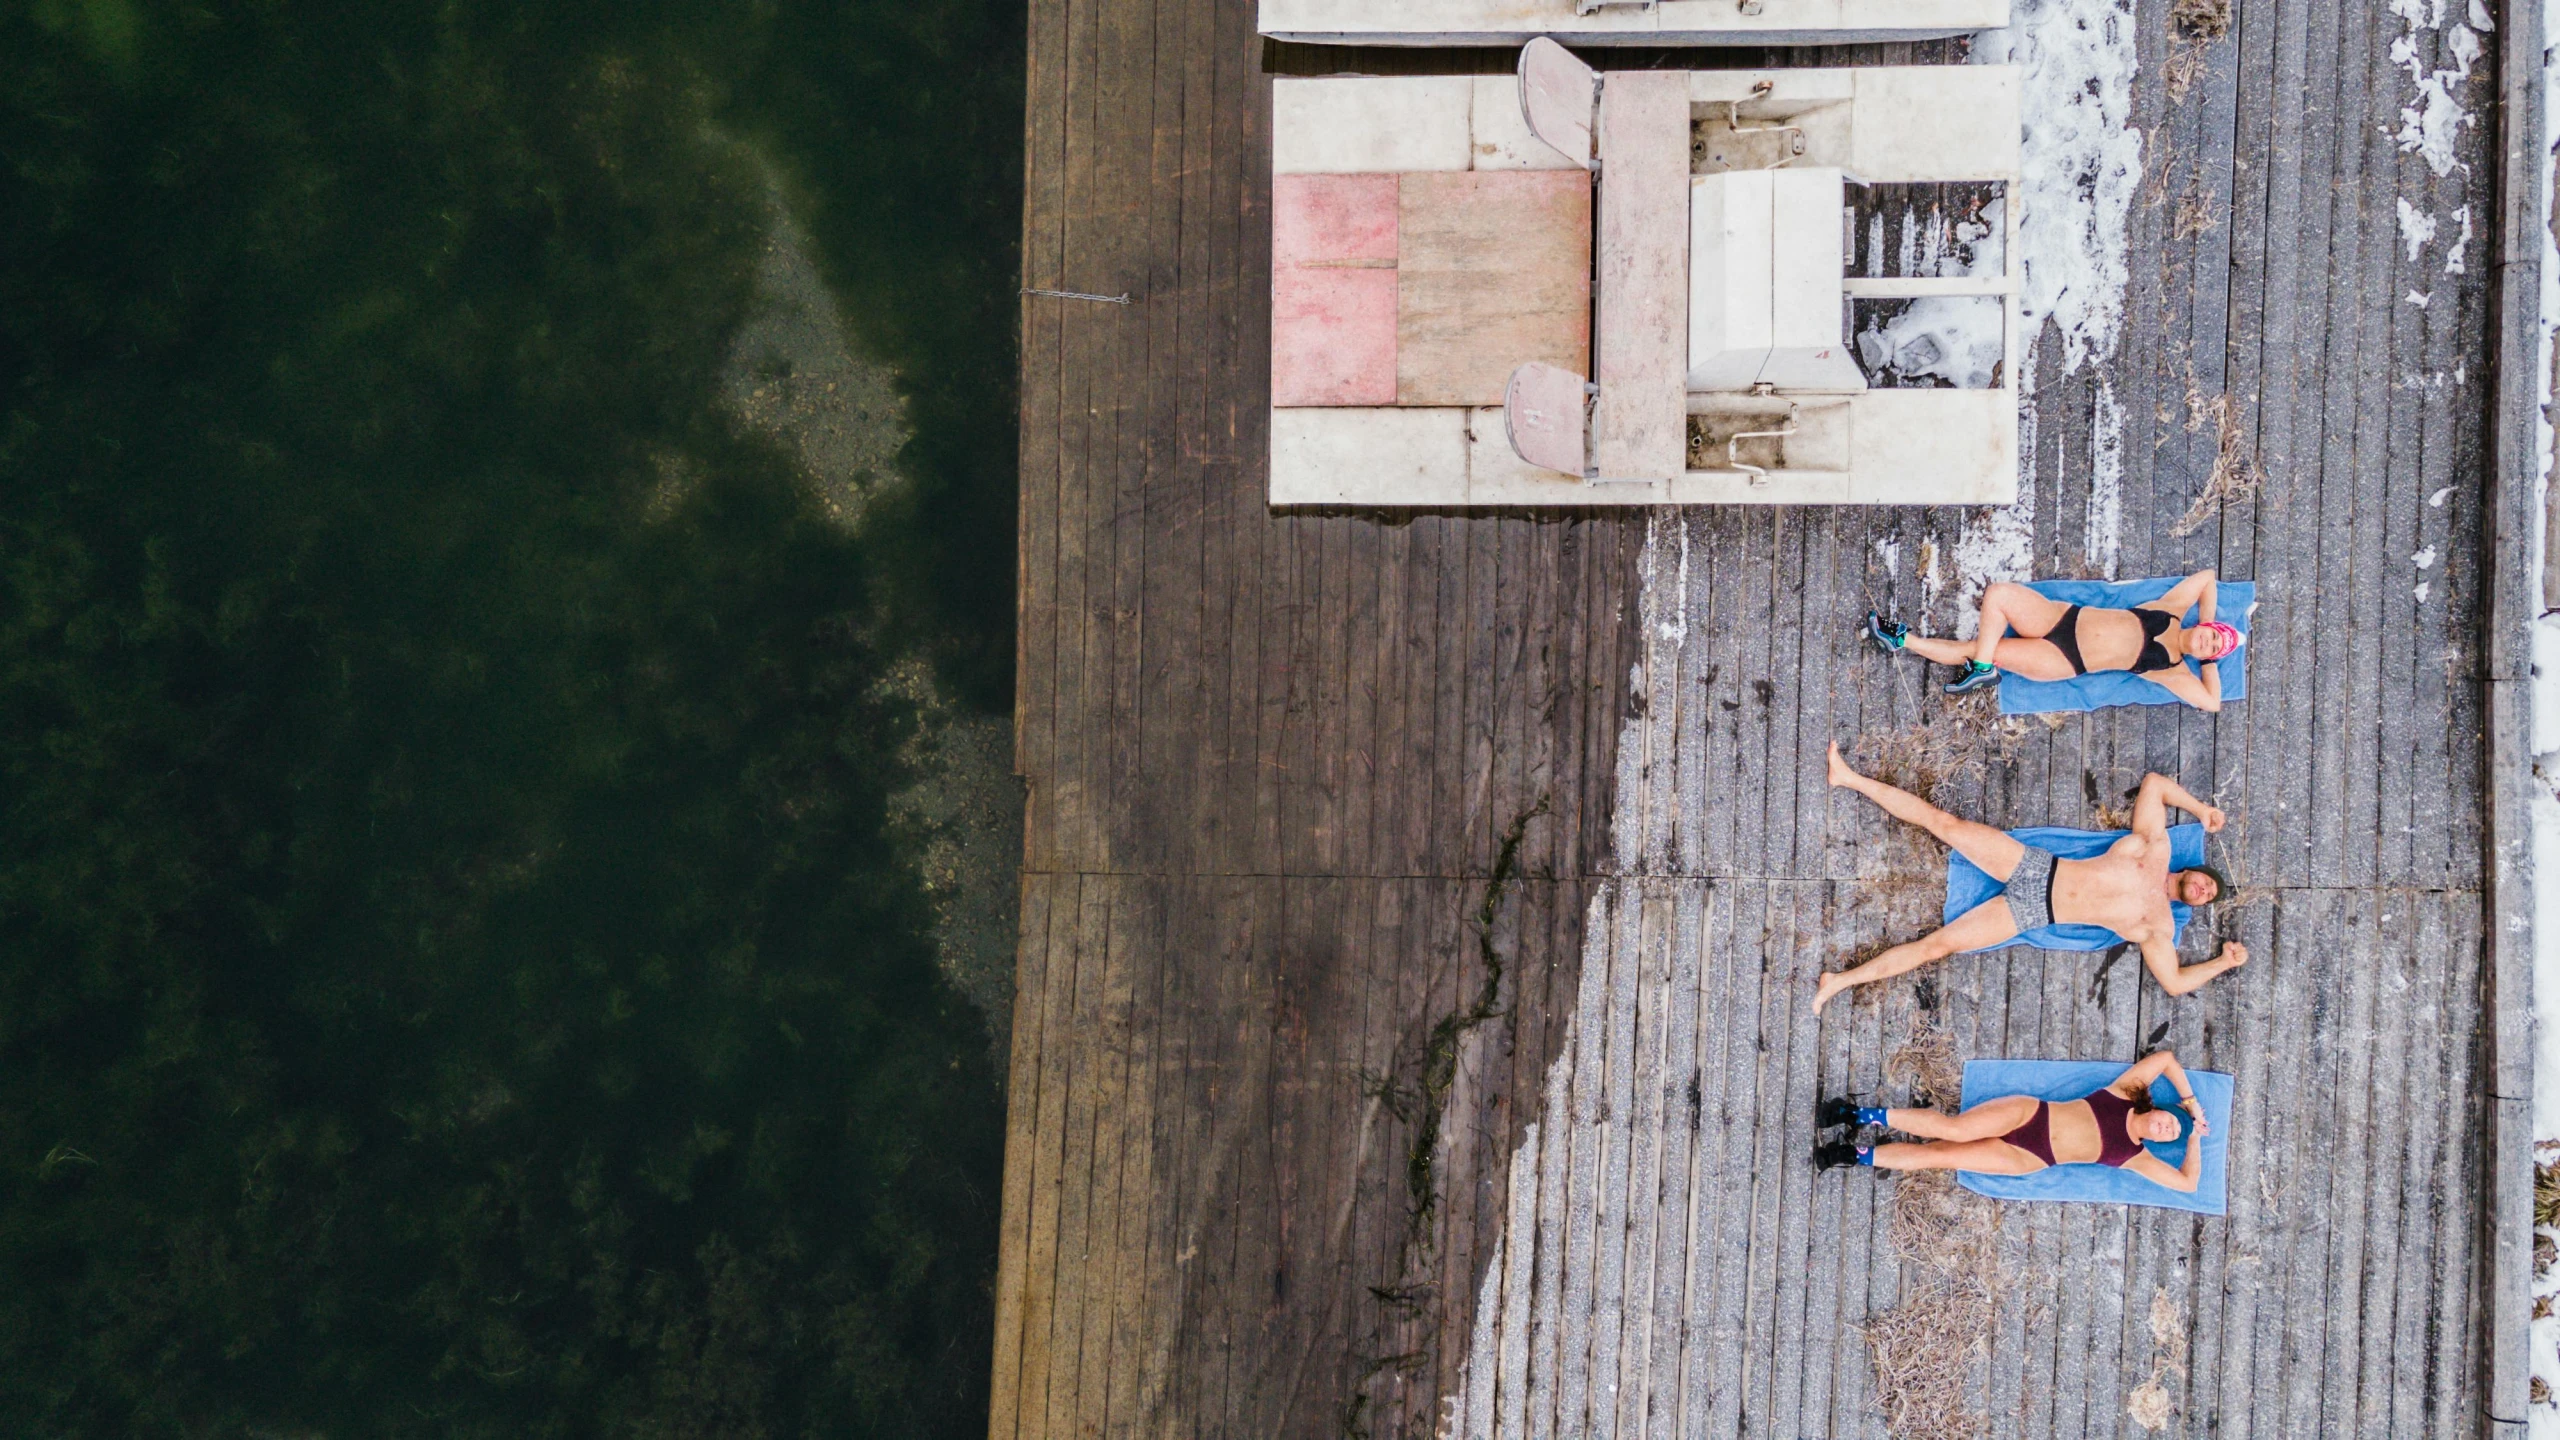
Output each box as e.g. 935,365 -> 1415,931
1945,659 -> 2000,694
1864,611 -> 1909,656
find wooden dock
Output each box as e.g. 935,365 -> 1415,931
992,2 -> 2525,1436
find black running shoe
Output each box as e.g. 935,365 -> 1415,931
1813,1141 -> 1866,1172
1816,1096 -> 1861,1129
1864,611 -> 1909,656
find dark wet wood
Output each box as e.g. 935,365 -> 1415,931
999,2 -> 1647,1433
996,0 -> 2510,1436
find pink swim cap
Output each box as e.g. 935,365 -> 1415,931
2197,620 -> 2241,659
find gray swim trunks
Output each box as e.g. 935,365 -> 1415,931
2002,845 -> 2058,932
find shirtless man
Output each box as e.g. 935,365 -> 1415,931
1813,742 -> 2247,1015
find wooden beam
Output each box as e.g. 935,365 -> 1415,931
1591,71 -> 1690,482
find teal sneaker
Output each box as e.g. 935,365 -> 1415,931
1945,659 -> 2000,694
1864,611 -> 1910,656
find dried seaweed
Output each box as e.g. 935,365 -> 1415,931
2171,0 -> 2231,40
2169,390 -> 2265,538
1861,1169 -> 2007,1439
1884,1025 -> 1964,1115
2125,1288 -> 2191,1431
1852,712 -> 2025,804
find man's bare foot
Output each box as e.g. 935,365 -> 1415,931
1812,972 -> 1849,1015
1825,740 -> 1859,790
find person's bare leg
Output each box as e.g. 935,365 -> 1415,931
1826,742 -> 2026,879
1906,633 -> 2079,679
1887,1094 -> 2038,1141
1812,898 -> 2021,1014
1969,582 -> 2072,667
1869,1138 -> 2042,1175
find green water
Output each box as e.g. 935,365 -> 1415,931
0,1 -> 1024,1435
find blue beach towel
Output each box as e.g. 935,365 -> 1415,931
1956,1059 -> 2234,1215
1995,578 -> 2257,715
1944,823 -> 2205,952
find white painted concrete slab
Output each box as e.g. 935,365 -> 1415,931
1272,78 -> 1473,175
1269,406 -> 1469,505
1847,388 -> 2016,504
1468,75 -> 1583,173
1850,67 -> 2023,182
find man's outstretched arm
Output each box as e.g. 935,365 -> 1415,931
2130,772 -> 2226,838
2139,935 -> 2248,996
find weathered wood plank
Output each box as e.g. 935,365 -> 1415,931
2340,891 -> 2415,1433
1693,877 -> 1757,1440
1047,0 -> 1110,875
1630,884 -> 1704,1439
1134,0 -> 1202,882
1198,0 -> 1253,877
1339,510 -> 1384,879
987,875 -> 1056,1440
1014,0 -> 1074,864
2233,0 -> 2318,894
1457,521 -> 1505,874
1062,877 -> 1124,1440
1431,518 -> 1476,873
1396,521 -> 1445,879
1094,881 -> 1164,1431
1140,874 -> 1211,1440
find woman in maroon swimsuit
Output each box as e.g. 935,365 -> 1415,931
1814,1050 -> 2210,1194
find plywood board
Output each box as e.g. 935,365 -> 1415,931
1395,170 -> 1591,406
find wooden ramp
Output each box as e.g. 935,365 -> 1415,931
996,0 -> 2511,1435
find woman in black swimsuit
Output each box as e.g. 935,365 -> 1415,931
1866,568 -> 2241,711
1812,1050 -> 2210,1194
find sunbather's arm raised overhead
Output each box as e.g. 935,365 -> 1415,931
2122,1139 -> 2205,1193
2130,771 -> 2224,840
2107,1050 -> 2206,1119
2113,1050 -> 2210,1192
2146,659 -> 2224,713
2141,567 -> 2218,623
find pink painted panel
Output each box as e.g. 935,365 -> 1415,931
1271,173 -> 1399,407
